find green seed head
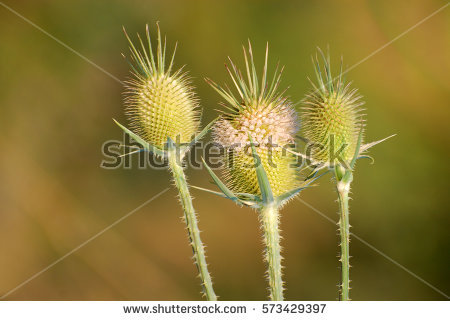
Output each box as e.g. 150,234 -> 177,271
209,43 -> 299,197
123,24 -> 200,149
301,49 -> 365,165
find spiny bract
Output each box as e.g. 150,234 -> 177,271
123,24 -> 200,150
209,43 -> 299,197
301,49 -> 365,165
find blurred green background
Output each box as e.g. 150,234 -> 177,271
0,0 -> 449,300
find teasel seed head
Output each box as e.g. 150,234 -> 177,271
301,49 -> 365,166
208,42 -> 299,198
123,24 -> 200,150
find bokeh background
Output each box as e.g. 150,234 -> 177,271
0,0 -> 449,300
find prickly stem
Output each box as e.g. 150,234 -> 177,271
168,150 -> 217,301
336,166 -> 352,301
259,203 -> 284,301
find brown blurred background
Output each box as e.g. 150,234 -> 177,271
0,0 -> 449,300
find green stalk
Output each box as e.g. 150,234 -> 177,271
336,166 -> 353,301
260,203 -> 284,301
168,150 -> 217,301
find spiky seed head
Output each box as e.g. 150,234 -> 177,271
301,49 -> 365,165
123,24 -> 200,150
209,43 -> 299,197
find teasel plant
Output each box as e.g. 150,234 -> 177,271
114,24 -> 217,300
297,48 -> 395,300
193,42 -> 321,301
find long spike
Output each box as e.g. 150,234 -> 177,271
156,22 -> 163,74
162,35 -> 167,73
243,45 -> 254,95
137,32 -> 152,75
267,62 -> 280,99
338,55 -> 344,93
259,42 -> 269,102
146,24 -> 157,73
167,41 -> 178,75
205,77 -> 240,107
123,27 -> 148,76
248,40 -> 259,98
226,60 -> 245,100
314,52 -> 325,94
225,57 -> 245,99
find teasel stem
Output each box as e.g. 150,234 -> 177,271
259,203 -> 284,301
335,165 -> 353,301
167,148 -> 217,301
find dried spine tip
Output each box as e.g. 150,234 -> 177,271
301,49 -> 365,164
123,24 -> 200,150
210,43 -> 299,197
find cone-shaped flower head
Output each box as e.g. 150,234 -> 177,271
208,43 -> 299,197
123,24 -> 200,150
301,49 -> 365,166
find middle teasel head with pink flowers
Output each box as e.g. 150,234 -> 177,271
206,43 -> 303,202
